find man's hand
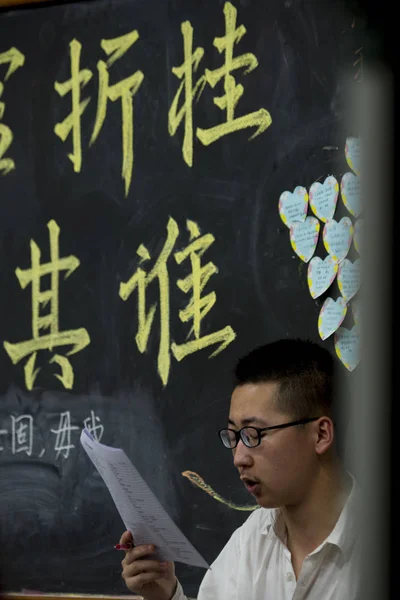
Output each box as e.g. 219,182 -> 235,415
120,530 -> 177,600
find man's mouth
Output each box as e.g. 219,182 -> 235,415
241,477 -> 261,495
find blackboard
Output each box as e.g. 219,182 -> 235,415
0,0 -> 373,596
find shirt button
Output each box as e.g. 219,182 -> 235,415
286,572 -> 294,582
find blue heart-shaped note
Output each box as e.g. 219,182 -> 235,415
323,217 -> 354,263
341,172 -> 361,217
289,217 -> 320,263
337,259 -> 361,302
309,176 -> 339,222
345,137 -> 361,176
279,186 -> 308,227
307,256 -> 338,299
318,296 -> 347,340
335,325 -> 360,371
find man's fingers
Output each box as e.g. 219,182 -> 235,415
124,570 -> 167,589
122,544 -> 156,565
122,558 -> 167,577
119,530 -> 133,545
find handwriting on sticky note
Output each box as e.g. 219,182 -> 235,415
80,428 -> 209,569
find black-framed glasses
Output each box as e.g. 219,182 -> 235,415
218,417 -> 319,449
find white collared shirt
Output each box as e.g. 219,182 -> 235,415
172,475 -> 360,600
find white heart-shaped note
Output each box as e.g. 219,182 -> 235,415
318,296 -> 347,340
353,218 -> 363,254
345,137 -> 361,176
335,325 -> 360,371
279,186 -> 308,227
309,176 -> 339,222
323,217 -> 354,263
341,172 -> 361,217
337,259 -> 361,302
289,217 -> 320,263
307,256 -> 338,299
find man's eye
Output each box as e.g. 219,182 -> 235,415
245,428 -> 259,439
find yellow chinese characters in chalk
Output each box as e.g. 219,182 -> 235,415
168,21 -> 206,167
54,40 -> 92,174
0,47 -> 25,175
119,217 -> 236,385
169,1 -> 272,166
54,31 -> 144,196
3,220 -> 90,390
171,220 -> 235,361
119,218 -> 179,387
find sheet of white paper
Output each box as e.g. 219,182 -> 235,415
80,428 -> 209,569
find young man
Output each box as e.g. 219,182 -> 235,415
120,338 -> 360,599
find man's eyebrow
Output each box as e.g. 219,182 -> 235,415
228,417 -> 269,427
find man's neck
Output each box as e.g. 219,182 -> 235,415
282,465 -> 352,558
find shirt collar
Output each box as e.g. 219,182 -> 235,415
262,508 -> 283,538
322,471 -> 359,558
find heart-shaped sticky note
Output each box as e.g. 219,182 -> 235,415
337,259 -> 361,302
323,217 -> 354,263
341,172 -> 361,218
309,176 -> 339,222
353,218 -> 363,254
345,137 -> 361,176
307,256 -> 338,299
289,217 -> 320,263
318,296 -> 347,340
351,297 -> 361,326
335,325 -> 360,371
279,186 -> 308,227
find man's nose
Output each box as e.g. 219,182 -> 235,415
233,438 -> 253,468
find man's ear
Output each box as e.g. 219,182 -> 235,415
314,417 -> 335,455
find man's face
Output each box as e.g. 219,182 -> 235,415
229,382 -> 319,509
